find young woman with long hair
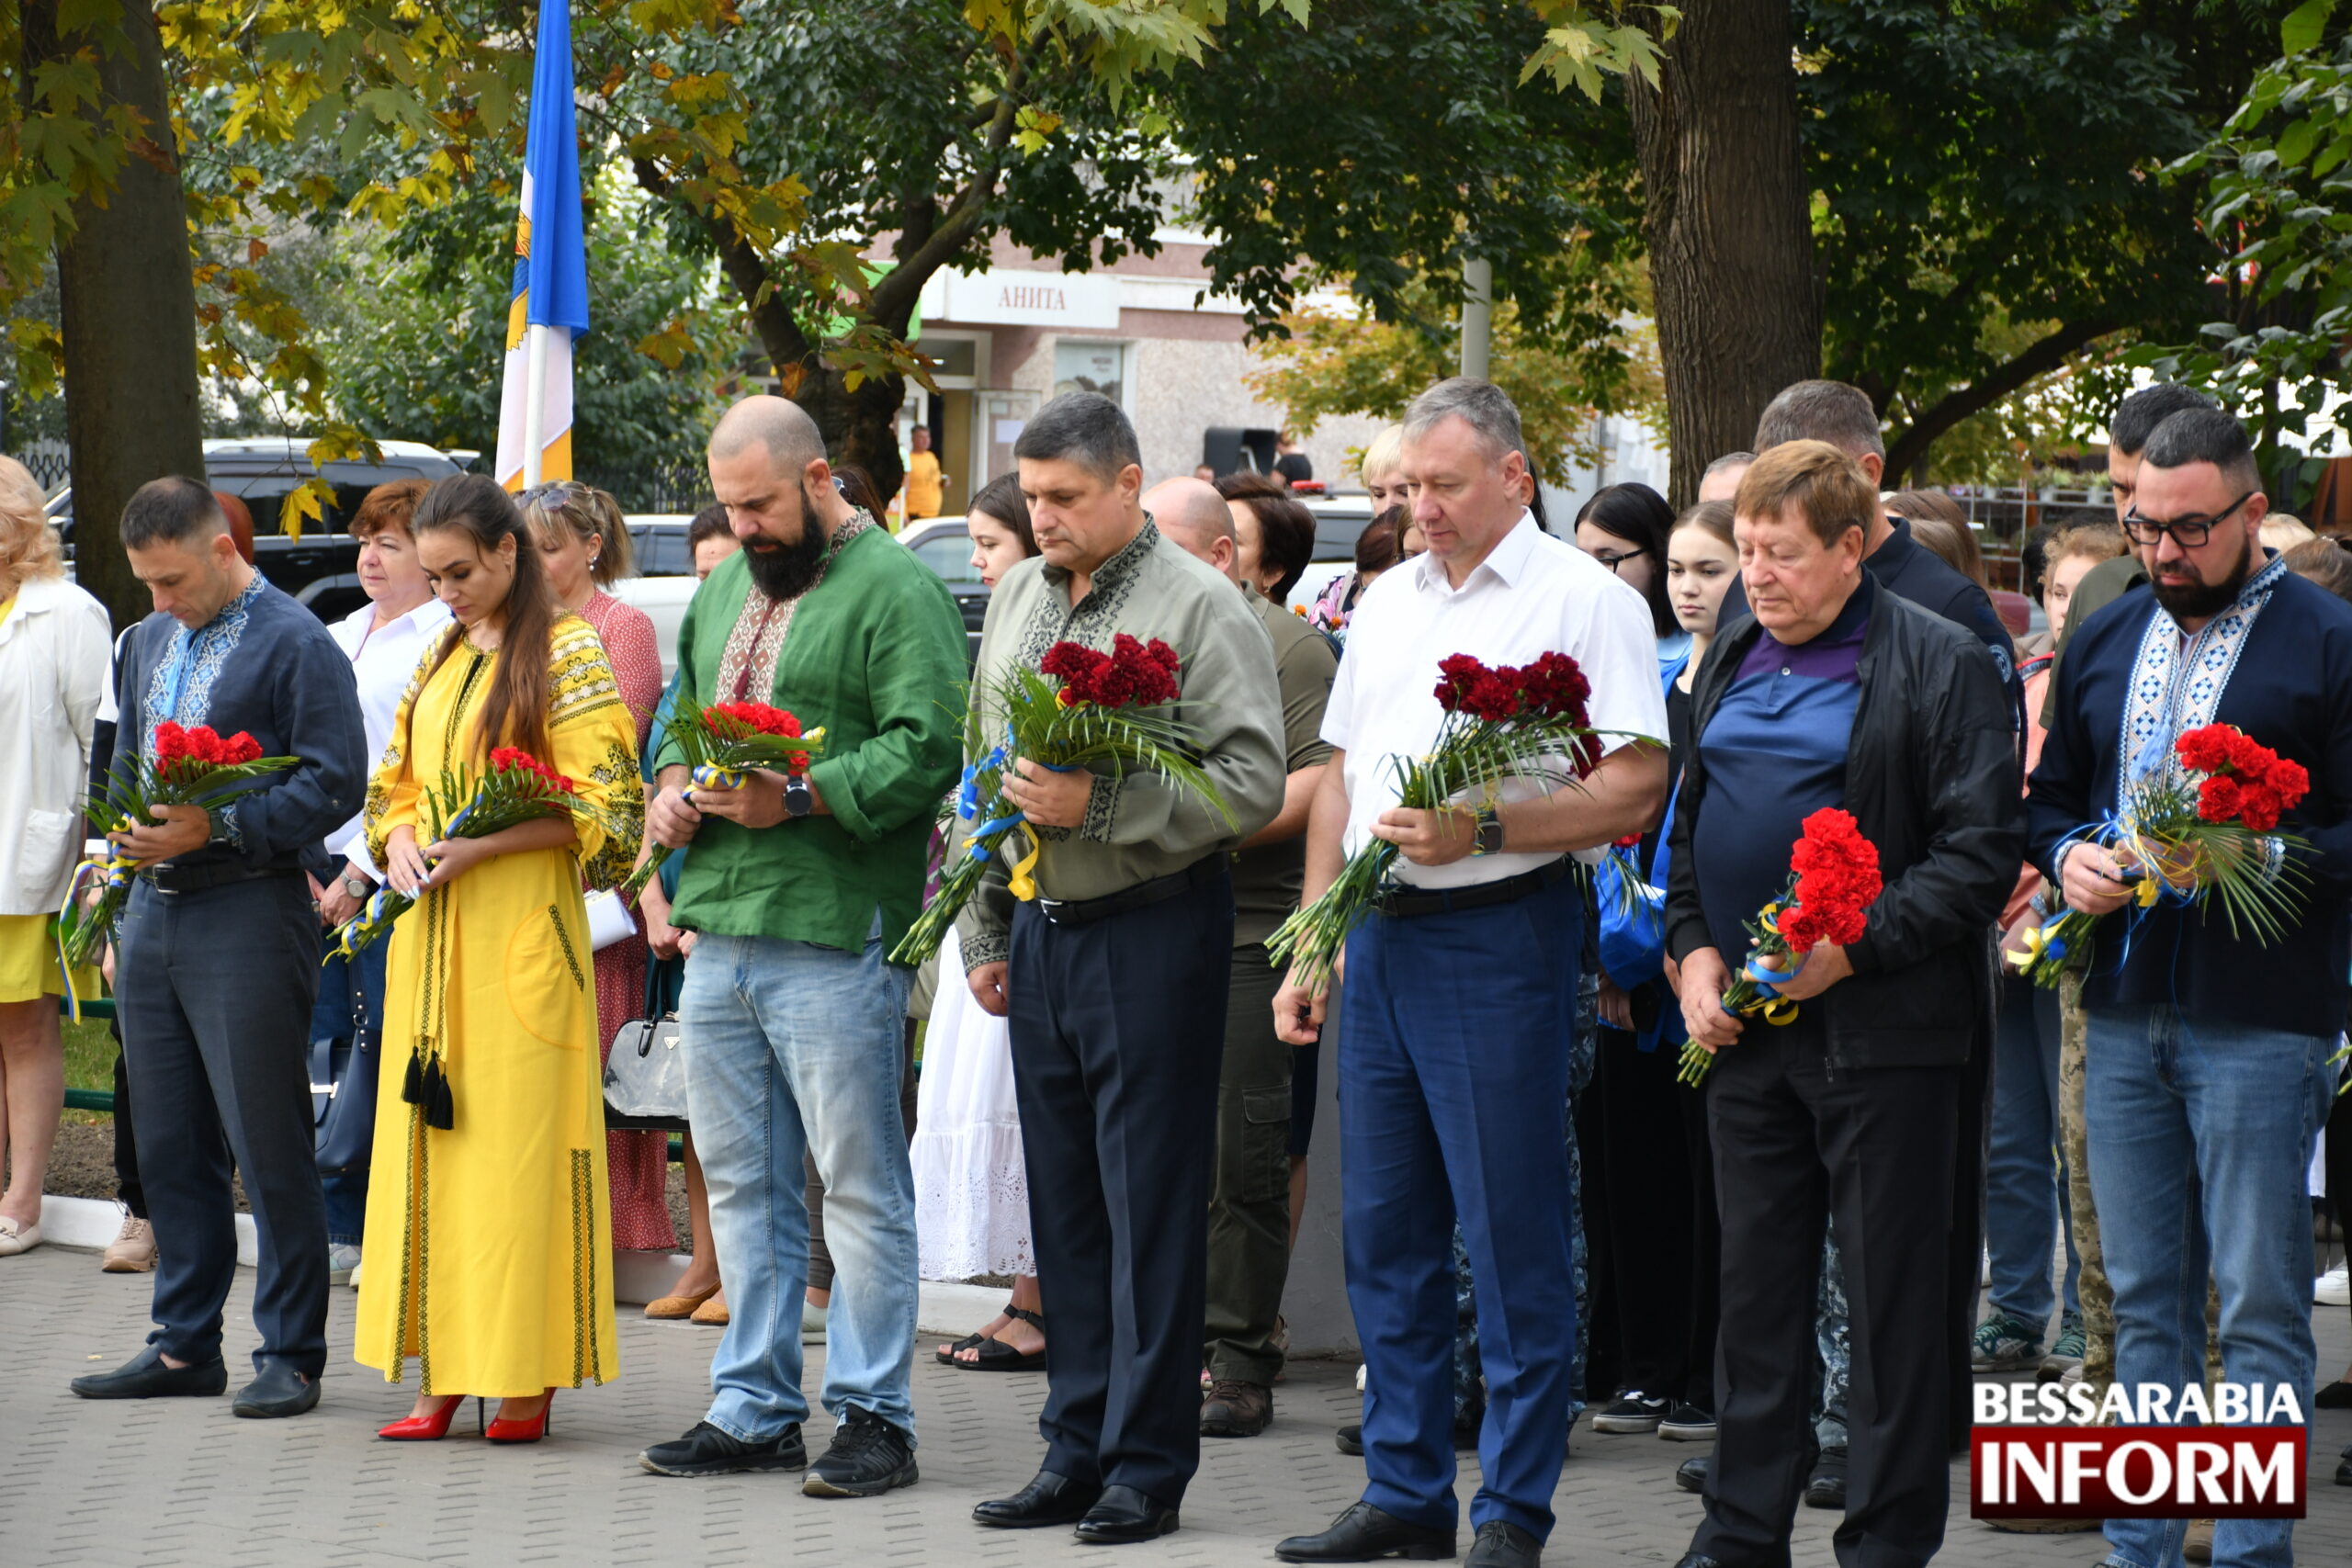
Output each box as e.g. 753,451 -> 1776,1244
356,473 -> 644,1442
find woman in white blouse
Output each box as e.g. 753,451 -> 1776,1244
312,479 -> 449,1283
0,457 -> 109,1257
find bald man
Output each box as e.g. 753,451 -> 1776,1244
639,395 -> 968,1496
1148,474 -> 1339,1438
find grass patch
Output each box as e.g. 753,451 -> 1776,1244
62,1014 -> 116,1125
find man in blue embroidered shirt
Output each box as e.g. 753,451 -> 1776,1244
2028,406 -> 2352,1568
70,478 -> 366,1418
1666,442 -> 2019,1568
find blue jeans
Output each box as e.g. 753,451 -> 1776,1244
2085,1005 -> 2334,1568
680,929 -> 915,1441
1986,975 -> 2079,1331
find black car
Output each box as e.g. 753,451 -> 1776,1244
48,437 -> 470,622
899,516 -> 989,665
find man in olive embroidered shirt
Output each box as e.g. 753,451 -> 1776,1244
637,397 -> 967,1499
963,395 -> 1285,1545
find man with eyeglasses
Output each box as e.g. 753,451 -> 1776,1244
2028,404 -> 2352,1568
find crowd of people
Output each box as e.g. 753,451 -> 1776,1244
0,368 -> 2346,1568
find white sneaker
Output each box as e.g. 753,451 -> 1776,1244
328,1243 -> 362,1287
2317,1263 -> 2350,1308
348,1258 -> 364,1292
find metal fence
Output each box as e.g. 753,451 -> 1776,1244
575,461 -> 711,516
1946,485 -> 2114,594
6,442 -> 70,491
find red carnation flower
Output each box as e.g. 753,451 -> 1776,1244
2175,725 -> 2237,775
2197,775 -> 2243,824
2266,755 -> 2309,809
1434,653 -> 1496,712
2237,782 -> 2285,833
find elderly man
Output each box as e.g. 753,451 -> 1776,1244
638,397 -> 967,1496
71,478 -> 367,1418
1667,442 -> 2020,1568
2029,405 -> 2352,1568
1272,379 -> 1668,1568
964,396 -> 1284,1544
1147,476 -> 1340,1439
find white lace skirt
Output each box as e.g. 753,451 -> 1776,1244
912,926 -> 1035,1280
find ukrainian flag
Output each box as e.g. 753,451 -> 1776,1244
494,2 -> 589,491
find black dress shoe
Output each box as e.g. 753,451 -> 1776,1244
1464,1520 -> 1542,1568
232,1361 -> 319,1418
1336,1419 -> 1479,1457
1672,1556 -> 1725,1568
1674,1454 -> 1709,1495
1073,1484 -> 1179,1544
2335,1442 -> 2349,1486
1804,1446 -> 1848,1509
71,1345 -> 228,1401
1276,1501 -> 1454,1562
972,1469 -> 1101,1529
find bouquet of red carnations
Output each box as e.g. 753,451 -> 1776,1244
1679,807 -> 1882,1085
2011,723 -> 2311,987
59,721 -> 298,968
619,699 -> 825,899
323,747 -> 585,964
890,634 -> 1227,966
1266,651 -> 1611,994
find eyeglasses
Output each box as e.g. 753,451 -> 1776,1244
2121,490 -> 2256,548
1590,547 -> 1649,573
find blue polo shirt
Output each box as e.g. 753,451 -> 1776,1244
1693,574 -> 1874,959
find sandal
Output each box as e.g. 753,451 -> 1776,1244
960,1306 -> 1047,1372
936,1300 -> 1018,1365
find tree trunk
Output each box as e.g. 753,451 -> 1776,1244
26,0 -> 207,631
1627,0 -> 1819,506
798,364 -> 908,507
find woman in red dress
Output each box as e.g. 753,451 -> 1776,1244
519,482 -> 676,1254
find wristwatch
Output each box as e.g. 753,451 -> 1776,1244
782,774 -> 815,819
342,873 -> 372,900
1470,807 -> 1505,858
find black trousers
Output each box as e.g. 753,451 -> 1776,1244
1009,864 -> 1232,1506
1694,1023 -> 1958,1568
116,876 -> 328,1378
1204,945 -> 1293,1386
1579,1023 -> 1718,1409
109,1029 -> 150,1219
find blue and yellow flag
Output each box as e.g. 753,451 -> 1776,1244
494,3 -> 590,490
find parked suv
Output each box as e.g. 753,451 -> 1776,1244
46,437 -> 469,622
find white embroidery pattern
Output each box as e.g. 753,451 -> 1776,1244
143,575 -> 265,751
2115,552 -> 2288,810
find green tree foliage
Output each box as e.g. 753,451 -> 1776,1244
2136,0 -> 2352,497
1244,280 -> 1662,486
1800,0 -> 2256,479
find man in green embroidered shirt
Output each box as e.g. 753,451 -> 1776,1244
637,397 -> 966,1500
963,395 -> 1285,1544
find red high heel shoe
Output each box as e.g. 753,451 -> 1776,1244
485,1391 -> 555,1444
378,1395 -> 481,1441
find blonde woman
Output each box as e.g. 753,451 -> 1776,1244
0,457 -> 108,1256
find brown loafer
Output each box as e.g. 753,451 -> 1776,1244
644,1285 -> 719,1320
691,1291 -> 730,1325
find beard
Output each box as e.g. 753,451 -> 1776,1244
741,486 -> 829,601
2149,530 -> 2254,621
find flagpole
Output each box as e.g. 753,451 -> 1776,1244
523,322 -> 551,488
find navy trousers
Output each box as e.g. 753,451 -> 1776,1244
1340,874 -> 1582,1540
1008,863 -> 1233,1507
117,876 -> 329,1379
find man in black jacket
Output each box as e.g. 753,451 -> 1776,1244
1667,443 -> 2022,1568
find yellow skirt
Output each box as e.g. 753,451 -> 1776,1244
0,913 -> 85,1006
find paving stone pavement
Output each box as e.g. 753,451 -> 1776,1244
2,1245 -> 2346,1567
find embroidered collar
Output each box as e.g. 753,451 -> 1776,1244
1043,517 -> 1159,604
2116,550 -> 2290,807
146,573 -> 266,743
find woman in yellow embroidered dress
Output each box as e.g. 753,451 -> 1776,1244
355,475 -> 643,1441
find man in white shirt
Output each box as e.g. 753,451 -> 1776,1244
312,481 -> 449,1283
1272,380 -> 1668,1568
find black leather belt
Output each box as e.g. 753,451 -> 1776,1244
1036,854 -> 1228,928
148,858 -> 299,895
1374,856 -> 1573,919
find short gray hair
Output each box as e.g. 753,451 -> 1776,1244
1403,378 -> 1525,468
1755,380 -> 1884,462
1015,392 -> 1141,483
1703,450 -> 1756,478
